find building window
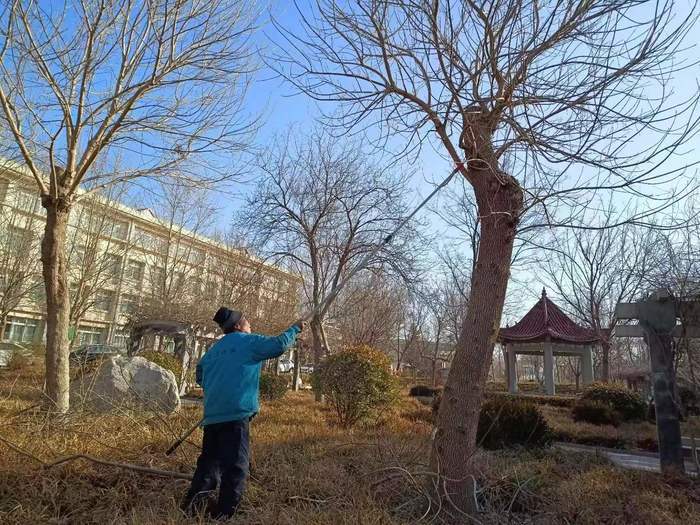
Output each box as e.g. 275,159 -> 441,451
78,327 -> 104,345
0,178 -> 8,203
106,218 -> 129,240
104,253 -> 122,283
2,316 -> 38,342
14,189 -> 42,215
30,281 -> 46,305
190,248 -> 205,265
149,266 -> 165,289
93,290 -> 114,312
135,228 -> 166,253
125,259 -> 145,285
189,277 -> 204,296
5,225 -> 33,252
174,271 -> 185,290
112,330 -> 129,349
119,294 -> 139,315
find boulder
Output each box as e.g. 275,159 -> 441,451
72,355 -> 180,414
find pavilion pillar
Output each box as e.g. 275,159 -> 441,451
507,346 -> 518,394
582,345 -> 594,385
543,340 -> 555,395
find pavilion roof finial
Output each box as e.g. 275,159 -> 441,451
542,288 -> 549,325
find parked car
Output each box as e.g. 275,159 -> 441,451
0,349 -> 10,368
277,358 -> 294,373
69,344 -> 123,365
300,365 -> 314,374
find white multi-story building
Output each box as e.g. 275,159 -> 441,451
0,163 -> 299,351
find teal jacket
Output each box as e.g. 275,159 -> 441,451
196,325 -> 300,426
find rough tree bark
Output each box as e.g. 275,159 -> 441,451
40,193 -> 72,413
310,315 -> 324,401
432,169 -> 523,511
600,337 -> 612,382
292,343 -> 302,392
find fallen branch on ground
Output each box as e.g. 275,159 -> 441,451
0,434 -> 44,464
45,454 -> 193,480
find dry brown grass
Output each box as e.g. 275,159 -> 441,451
1,363 -> 699,524
541,405 -> 658,449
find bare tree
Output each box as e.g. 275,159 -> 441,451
333,272 -> 406,351
0,184 -> 41,338
134,184 -> 219,335
420,295 -> 448,387
420,268 -> 470,386
274,0 -> 699,510
565,356 -> 582,392
66,186 -> 134,347
237,130 -> 418,399
394,298 -> 424,374
539,218 -> 655,381
643,208 -> 700,391
208,231 -> 298,336
0,0 -> 258,411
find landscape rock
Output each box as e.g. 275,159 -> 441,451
72,355 -> 180,414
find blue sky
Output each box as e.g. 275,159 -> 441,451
212,1 -> 700,320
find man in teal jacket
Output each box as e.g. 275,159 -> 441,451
181,307 -> 303,519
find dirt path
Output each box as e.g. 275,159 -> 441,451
553,441 -> 699,476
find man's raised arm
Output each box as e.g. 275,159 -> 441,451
249,322 -> 304,362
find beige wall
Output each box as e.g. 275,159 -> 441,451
0,166 -> 299,349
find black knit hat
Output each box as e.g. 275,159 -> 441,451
213,307 -> 243,332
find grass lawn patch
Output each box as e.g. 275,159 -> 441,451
1,364 -> 699,524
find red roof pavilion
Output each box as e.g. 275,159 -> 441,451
499,289 -> 600,345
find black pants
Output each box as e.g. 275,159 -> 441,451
181,419 -> 250,518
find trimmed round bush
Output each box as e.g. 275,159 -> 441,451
314,345 -> 398,427
581,382 -> 646,421
140,351 -> 182,382
572,399 -> 620,426
409,384 -> 440,397
5,349 -> 31,371
259,372 -> 288,401
477,397 -> 552,449
679,386 -> 699,415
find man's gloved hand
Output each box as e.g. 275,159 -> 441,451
293,320 -> 305,332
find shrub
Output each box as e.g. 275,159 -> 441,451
409,384 -> 440,397
572,400 -> 620,426
5,349 -> 30,371
433,393 -> 552,448
679,386 -> 699,415
433,391 -> 577,413
637,437 -> 659,452
477,397 -> 551,449
140,351 -> 182,383
581,382 -> 646,421
314,345 -> 398,427
259,372 -> 288,401
490,391 -> 577,408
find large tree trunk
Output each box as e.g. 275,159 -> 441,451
430,172 -> 522,514
0,315 -> 7,341
40,197 -> 72,413
310,315 -> 324,402
292,343 -> 302,391
600,337 -> 611,382
646,328 -> 684,474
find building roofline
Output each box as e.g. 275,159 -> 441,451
0,159 -> 300,283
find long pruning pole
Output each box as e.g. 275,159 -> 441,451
302,164 -> 462,322
165,165 -> 462,455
